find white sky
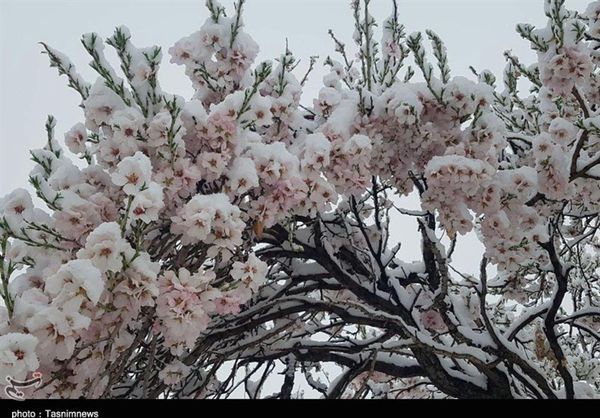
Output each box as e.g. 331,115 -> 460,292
0,0 -> 592,275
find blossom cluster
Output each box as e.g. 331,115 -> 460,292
2,0 -> 600,399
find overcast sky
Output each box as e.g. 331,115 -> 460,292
0,0 -> 592,275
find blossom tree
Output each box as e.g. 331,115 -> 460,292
2,0 -> 600,399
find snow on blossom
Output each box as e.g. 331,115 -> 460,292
110,108 -> 144,141
156,268 -> 220,355
168,8 -> 259,105
244,95 -> 273,127
199,151 -> 227,181
171,193 -> 245,250
11,287 -> 49,328
533,133 -> 571,200
3,0 -> 600,399
246,142 -> 300,185
443,76 -> 478,116
539,44 -> 592,97
44,259 -> 104,305
53,197 -> 103,242
0,188 -> 34,231
0,333 -> 39,381
301,133 -> 331,176
314,87 -> 342,117
64,123 -> 88,155
112,251 -> 160,312
47,164 -> 88,196
83,80 -> 127,130
423,155 -> 494,235
111,151 -> 153,194
97,135 -> 138,167
548,117 -> 578,147
328,132 -> 372,195
26,305 -> 90,362
129,182 -> 164,223
375,83 -> 422,123
77,222 -> 133,273
146,111 -> 171,148
226,157 -> 259,195
420,309 -> 445,332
